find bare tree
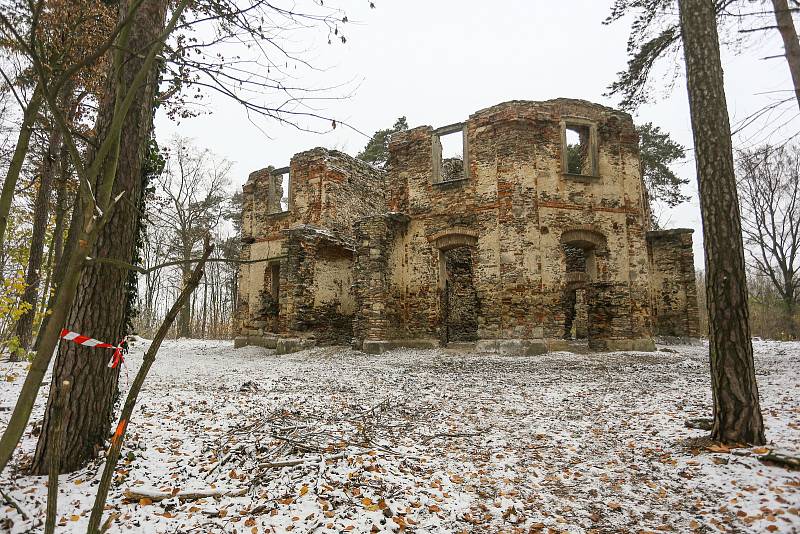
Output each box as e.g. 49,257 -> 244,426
155,136 -> 230,338
737,144 -> 800,338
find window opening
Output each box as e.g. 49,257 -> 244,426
562,120 -> 599,177
267,167 -> 290,214
565,124 -> 591,175
432,124 -> 467,183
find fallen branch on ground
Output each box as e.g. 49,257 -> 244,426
421,431 -> 483,443
758,450 -> 800,470
0,487 -> 28,520
123,486 -> 247,502
259,452 -> 348,470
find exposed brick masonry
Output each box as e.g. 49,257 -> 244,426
236,99 -> 701,353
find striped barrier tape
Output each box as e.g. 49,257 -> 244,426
59,329 -> 125,369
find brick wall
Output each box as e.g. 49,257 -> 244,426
351,99 -> 656,349
237,149 -> 385,337
238,99 -> 699,353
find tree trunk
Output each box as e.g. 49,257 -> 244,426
771,0 -> 800,112
202,277 -> 207,338
178,263 -> 191,338
0,87 -> 42,263
30,0 -> 168,474
14,127 -> 62,353
37,139 -> 72,331
678,0 -> 766,445
33,170 -> 80,352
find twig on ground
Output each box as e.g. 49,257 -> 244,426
123,487 -> 247,502
421,431 -> 483,443
759,450 -> 800,470
0,487 -> 28,520
259,452 -> 348,470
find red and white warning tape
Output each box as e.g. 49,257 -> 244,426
59,329 -> 125,369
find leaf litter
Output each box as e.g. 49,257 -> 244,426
0,338 -> 798,533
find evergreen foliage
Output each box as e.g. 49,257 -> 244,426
357,117 -> 408,167
637,122 -> 690,208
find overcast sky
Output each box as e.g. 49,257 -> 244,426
153,0 -> 799,264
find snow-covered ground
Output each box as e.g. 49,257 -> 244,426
1,339 -> 799,533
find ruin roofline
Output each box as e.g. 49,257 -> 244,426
243,100 -> 638,180
387,98 -> 637,149
243,147 -> 386,188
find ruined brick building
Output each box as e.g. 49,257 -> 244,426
235,99 -> 700,354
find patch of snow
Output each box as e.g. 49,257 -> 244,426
1,340 -> 798,532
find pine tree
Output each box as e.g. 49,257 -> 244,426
357,117 -> 408,167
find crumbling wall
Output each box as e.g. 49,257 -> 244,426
352,214 -> 410,346
373,99 -> 655,349
279,227 -> 356,344
647,229 -> 700,338
238,99 -> 699,354
236,149 -> 384,336
588,282 -> 654,351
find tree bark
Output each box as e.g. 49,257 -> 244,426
36,140 -> 72,332
34,154 -> 80,352
30,0 -> 168,474
771,0 -> 800,112
178,259 -> 192,337
44,380 -> 70,534
14,127 -> 62,353
678,0 -> 766,445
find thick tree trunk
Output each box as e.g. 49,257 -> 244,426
678,0 -> 766,445
771,0 -> 800,112
30,0 -> 168,474
14,127 -> 62,353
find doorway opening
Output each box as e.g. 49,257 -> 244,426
442,245 -> 478,344
562,243 -> 590,340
